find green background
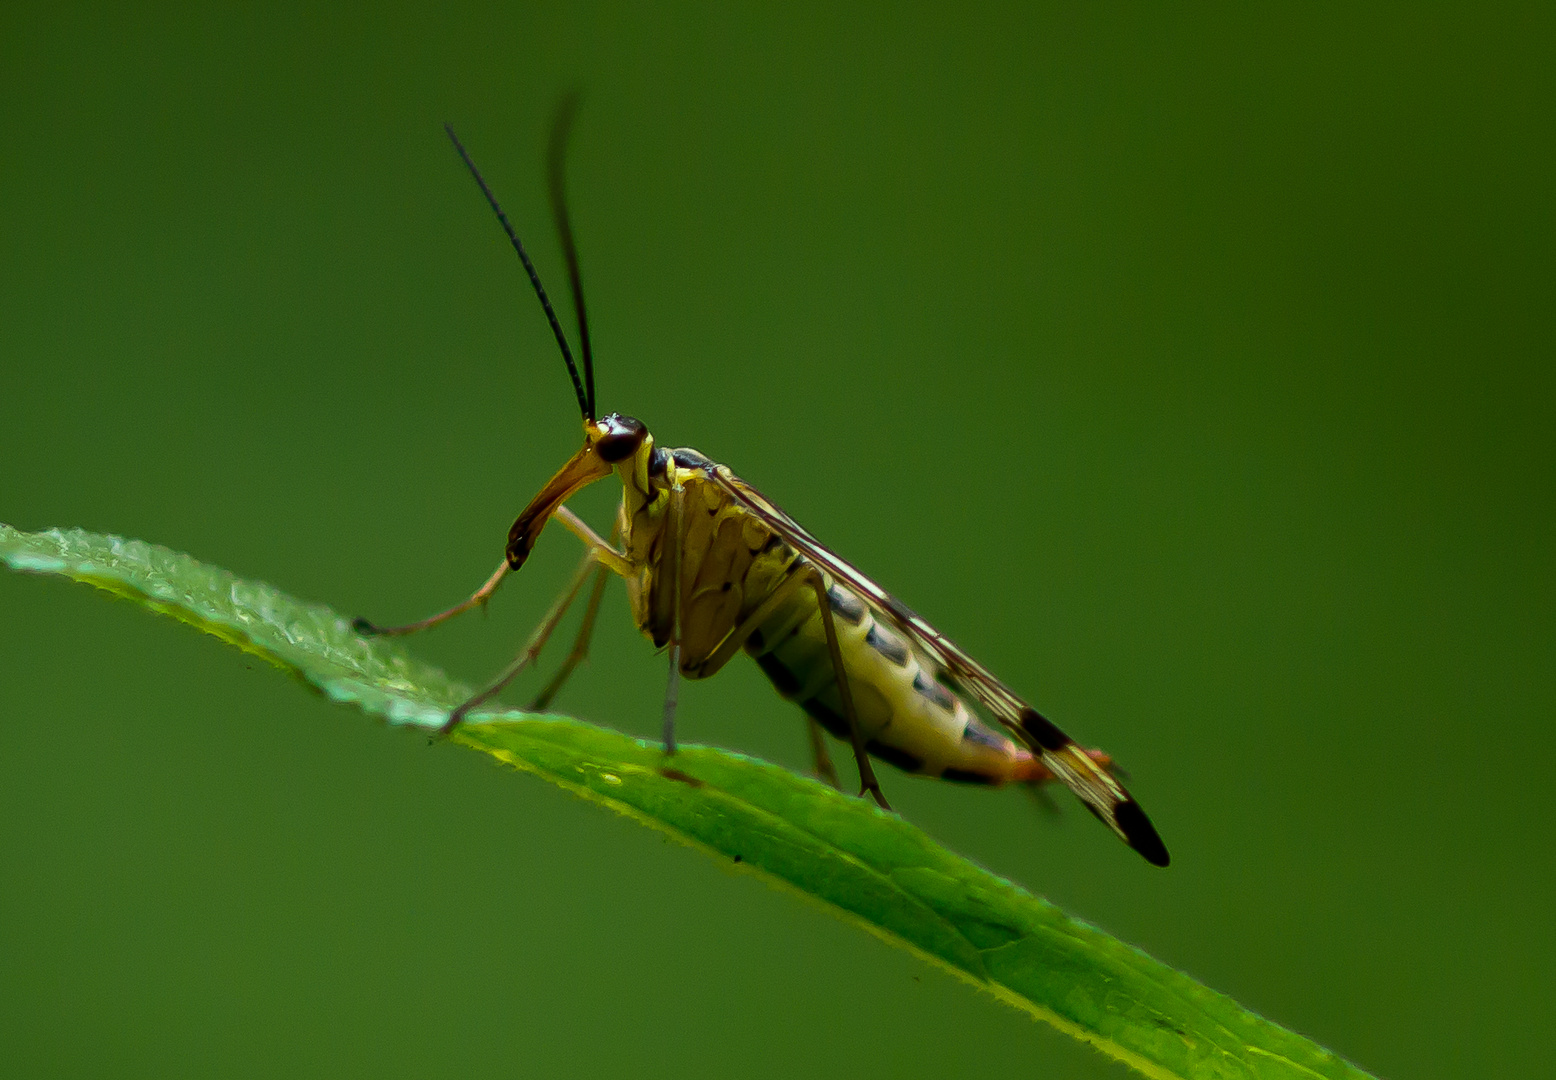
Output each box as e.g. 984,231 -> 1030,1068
2,4 -> 1551,1078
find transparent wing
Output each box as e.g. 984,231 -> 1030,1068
702,463 -> 1169,867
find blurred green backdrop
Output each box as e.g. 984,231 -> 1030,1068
2,4 -> 1551,1078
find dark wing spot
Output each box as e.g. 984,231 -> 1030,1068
827,585 -> 866,625
1115,800 -> 1171,867
865,624 -> 910,667
865,740 -> 924,774
960,716 -> 1009,750
912,670 -> 957,711
941,767 -> 998,785
1019,707 -> 1071,752
755,651 -> 802,698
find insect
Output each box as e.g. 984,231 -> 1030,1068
356,104 -> 1170,868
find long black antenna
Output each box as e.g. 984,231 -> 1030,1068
547,93 -> 595,419
443,122 -> 593,423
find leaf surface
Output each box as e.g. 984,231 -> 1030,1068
0,525 -> 1375,1080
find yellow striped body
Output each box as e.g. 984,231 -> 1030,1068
745,575 -> 1037,783
617,448 -> 1037,784
427,111 -> 1170,861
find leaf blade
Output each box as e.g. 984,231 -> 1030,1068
0,524 -> 1375,1080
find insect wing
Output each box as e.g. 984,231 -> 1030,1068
703,465 -> 1169,867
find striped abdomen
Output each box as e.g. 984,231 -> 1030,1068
622,464 -> 1049,785
744,576 -> 1045,785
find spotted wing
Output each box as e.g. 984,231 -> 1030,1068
702,463 -> 1169,867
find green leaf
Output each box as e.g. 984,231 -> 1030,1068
1,524 -> 1374,1080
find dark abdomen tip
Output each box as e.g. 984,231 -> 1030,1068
1115,800 -> 1170,867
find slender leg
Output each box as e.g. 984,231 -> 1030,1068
439,547 -> 602,734
806,717 -> 842,790
529,515 -> 623,710
554,506 -> 634,576
662,645 -> 682,754
355,504 -> 626,639
527,561 -> 612,710
660,485 -> 684,755
807,571 -> 890,810
353,560 -> 510,637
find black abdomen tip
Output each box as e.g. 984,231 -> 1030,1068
1115,800 -> 1170,867
351,616 -> 381,636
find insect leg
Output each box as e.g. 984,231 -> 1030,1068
805,717 -> 842,790
439,545 -> 603,734
553,506 -> 634,576
528,515 -> 622,710
806,571 -> 891,811
352,560 -> 510,637
351,503 -> 624,640
527,560 -> 611,710
660,483 -> 685,754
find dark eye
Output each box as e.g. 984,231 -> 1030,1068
595,413 -> 647,463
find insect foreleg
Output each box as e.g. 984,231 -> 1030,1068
805,571 -> 891,811
351,504 -> 622,641
553,506 -> 633,576
439,545 -> 605,734
352,559 -> 510,637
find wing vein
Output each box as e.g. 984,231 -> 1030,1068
702,465 -> 1169,866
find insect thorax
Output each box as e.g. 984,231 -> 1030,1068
620,457 -> 792,665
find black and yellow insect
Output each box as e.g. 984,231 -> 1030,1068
357,105 -> 1169,868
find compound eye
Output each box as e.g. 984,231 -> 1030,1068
595,413 -> 647,463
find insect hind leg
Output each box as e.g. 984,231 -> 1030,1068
805,571 -> 891,811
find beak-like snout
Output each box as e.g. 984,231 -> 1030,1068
504,444 -> 612,569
